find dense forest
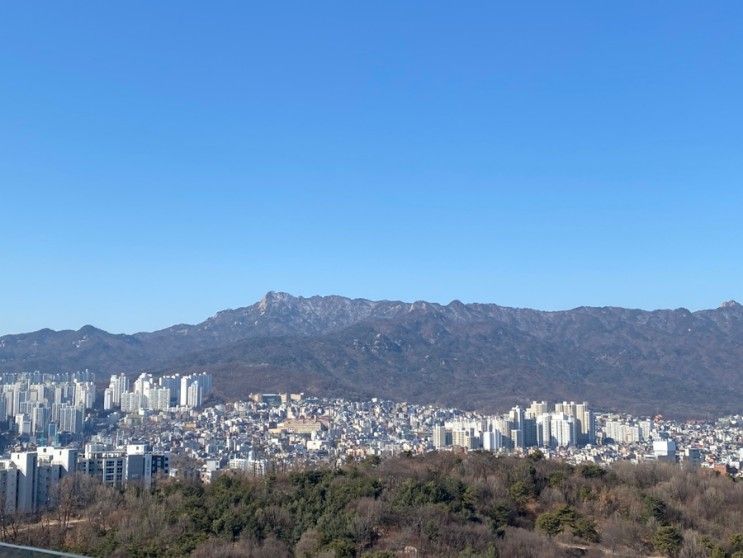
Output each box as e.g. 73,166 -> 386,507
2,452 -> 743,557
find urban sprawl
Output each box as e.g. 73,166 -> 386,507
0,371 -> 741,516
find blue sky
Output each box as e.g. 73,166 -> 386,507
1,2 -> 742,334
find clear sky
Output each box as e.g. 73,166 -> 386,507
1,2 -> 742,334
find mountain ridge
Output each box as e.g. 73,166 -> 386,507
2,292 -> 742,417
5,291 -> 739,338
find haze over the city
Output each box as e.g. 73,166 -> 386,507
2,2 -> 742,335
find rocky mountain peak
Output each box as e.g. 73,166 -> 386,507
3,293 -> 743,418
257,291 -> 296,313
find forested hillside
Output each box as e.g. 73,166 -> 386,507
4,452 -> 743,558
3,292 -> 743,417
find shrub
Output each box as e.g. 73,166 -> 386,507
579,463 -> 606,479
653,525 -> 683,557
535,511 -> 563,537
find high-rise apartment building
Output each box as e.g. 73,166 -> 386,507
74,381 -> 95,410
0,445 -> 166,515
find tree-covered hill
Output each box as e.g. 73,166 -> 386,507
5,452 -> 743,557
3,292 -> 743,417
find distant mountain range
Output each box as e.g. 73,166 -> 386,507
2,292 -> 742,417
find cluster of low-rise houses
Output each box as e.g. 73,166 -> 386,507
0,370 -> 741,516
101,392 -> 743,482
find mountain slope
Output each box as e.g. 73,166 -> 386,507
1,293 -> 742,417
